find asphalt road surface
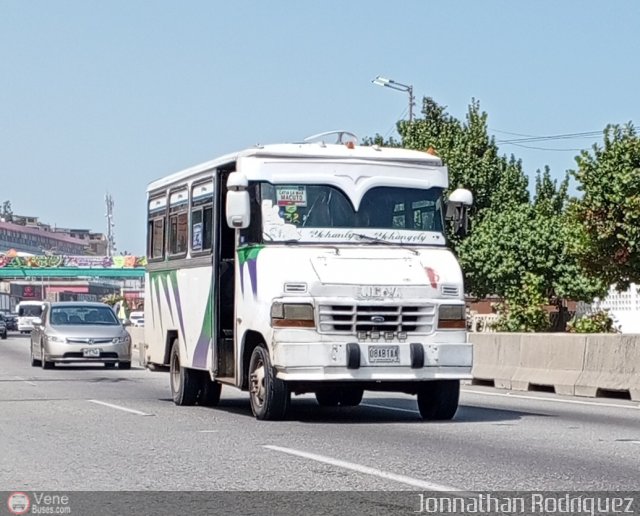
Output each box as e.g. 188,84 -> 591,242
1,333 -> 639,492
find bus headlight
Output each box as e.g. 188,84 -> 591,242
437,305 -> 466,329
271,303 -> 315,328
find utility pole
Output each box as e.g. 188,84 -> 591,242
105,193 -> 116,257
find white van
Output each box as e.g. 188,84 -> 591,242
16,301 -> 45,333
129,311 -> 144,327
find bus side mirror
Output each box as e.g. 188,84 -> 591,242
446,188 -> 473,237
226,172 -> 250,229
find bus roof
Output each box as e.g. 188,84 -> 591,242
146,142 -> 442,194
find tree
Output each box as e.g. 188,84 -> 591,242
459,169 -> 602,301
569,123 -> 640,290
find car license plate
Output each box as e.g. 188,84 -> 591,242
368,345 -> 399,363
83,348 -> 101,358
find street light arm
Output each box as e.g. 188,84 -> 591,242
372,75 -> 415,122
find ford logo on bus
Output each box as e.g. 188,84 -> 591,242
370,316 -> 385,323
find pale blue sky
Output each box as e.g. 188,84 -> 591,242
1,1 -> 638,254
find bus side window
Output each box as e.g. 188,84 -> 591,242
147,195 -> 167,260
168,189 -> 189,258
191,181 -> 214,254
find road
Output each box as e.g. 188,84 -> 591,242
1,333 -> 639,494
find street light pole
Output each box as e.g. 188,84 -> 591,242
372,76 -> 415,122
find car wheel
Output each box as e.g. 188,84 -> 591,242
169,339 -> 199,406
416,380 -> 460,421
41,346 -> 54,369
248,346 -> 289,420
1,332 -> 6,340
31,347 -> 42,367
119,361 -> 131,370
199,376 -> 222,407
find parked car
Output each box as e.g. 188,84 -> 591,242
0,314 -> 7,340
30,302 -> 132,369
4,314 -> 17,331
128,311 -> 144,327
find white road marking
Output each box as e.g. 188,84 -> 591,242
462,388 -> 640,410
198,430 -> 219,433
14,376 -> 37,387
362,403 -> 419,414
88,399 -> 152,416
264,445 -> 461,492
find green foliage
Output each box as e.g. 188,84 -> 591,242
569,123 -> 640,291
566,310 -> 618,333
458,170 -> 604,302
361,134 -> 402,147
492,273 -> 550,332
101,293 -> 124,307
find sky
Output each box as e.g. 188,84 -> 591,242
1,1 -> 639,255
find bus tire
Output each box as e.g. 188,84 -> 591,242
199,378 -> 222,407
248,346 -> 289,420
170,339 -> 199,406
416,380 -> 460,421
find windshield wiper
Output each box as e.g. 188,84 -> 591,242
353,233 -> 419,255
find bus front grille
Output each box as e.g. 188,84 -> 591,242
318,304 -> 436,334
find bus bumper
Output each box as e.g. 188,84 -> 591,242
272,340 -> 472,382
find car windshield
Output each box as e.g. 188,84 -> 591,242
50,306 -> 120,326
259,184 -> 445,244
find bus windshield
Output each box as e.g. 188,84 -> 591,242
18,305 -> 43,317
259,184 -> 445,245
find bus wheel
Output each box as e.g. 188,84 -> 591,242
199,378 -> 222,407
170,339 -> 199,406
248,346 -> 289,420
416,380 -> 460,421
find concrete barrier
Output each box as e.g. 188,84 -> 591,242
510,334 -> 587,396
470,332 -> 640,401
469,333 -> 520,389
575,334 -> 640,401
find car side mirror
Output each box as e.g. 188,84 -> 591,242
446,188 -> 473,237
33,317 -> 42,326
226,172 -> 250,229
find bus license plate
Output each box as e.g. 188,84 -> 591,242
83,348 -> 101,358
368,345 -> 399,364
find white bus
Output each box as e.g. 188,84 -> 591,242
16,300 -> 45,333
143,131 -> 473,421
